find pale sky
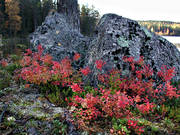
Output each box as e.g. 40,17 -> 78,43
78,0 -> 180,22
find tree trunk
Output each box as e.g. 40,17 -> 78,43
57,0 -> 80,31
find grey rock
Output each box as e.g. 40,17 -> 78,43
30,12 -> 180,84
85,14 -> 180,84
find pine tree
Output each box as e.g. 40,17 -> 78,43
80,5 -> 100,36
5,0 -> 21,36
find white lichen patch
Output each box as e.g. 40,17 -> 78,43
117,37 -> 129,47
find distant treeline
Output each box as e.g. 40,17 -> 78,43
138,21 -> 180,36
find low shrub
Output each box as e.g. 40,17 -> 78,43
17,45 -> 180,134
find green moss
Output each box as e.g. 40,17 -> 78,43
16,101 -> 33,107
32,107 -> 41,112
36,114 -> 49,121
35,102 -> 40,106
53,113 -> 62,119
28,110 -> 49,121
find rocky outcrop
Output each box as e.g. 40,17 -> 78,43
85,14 -> 180,83
30,12 -> 180,83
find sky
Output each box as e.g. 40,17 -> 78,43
78,0 -> 180,22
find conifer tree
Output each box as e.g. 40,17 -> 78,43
5,0 -> 21,36
80,5 -> 100,36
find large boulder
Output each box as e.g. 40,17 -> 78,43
29,11 -> 90,68
85,14 -> 180,83
30,12 -> 180,84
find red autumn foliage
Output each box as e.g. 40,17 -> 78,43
80,67 -> 91,76
17,46 -> 180,134
71,83 -> 83,93
73,53 -> 81,61
158,65 -> 175,82
95,59 -> 106,70
128,120 -> 144,135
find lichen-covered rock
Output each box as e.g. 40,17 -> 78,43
85,14 -> 180,83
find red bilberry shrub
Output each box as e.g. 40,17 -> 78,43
73,53 -> 81,61
80,67 -> 91,76
17,46 -> 180,134
95,59 -> 106,70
